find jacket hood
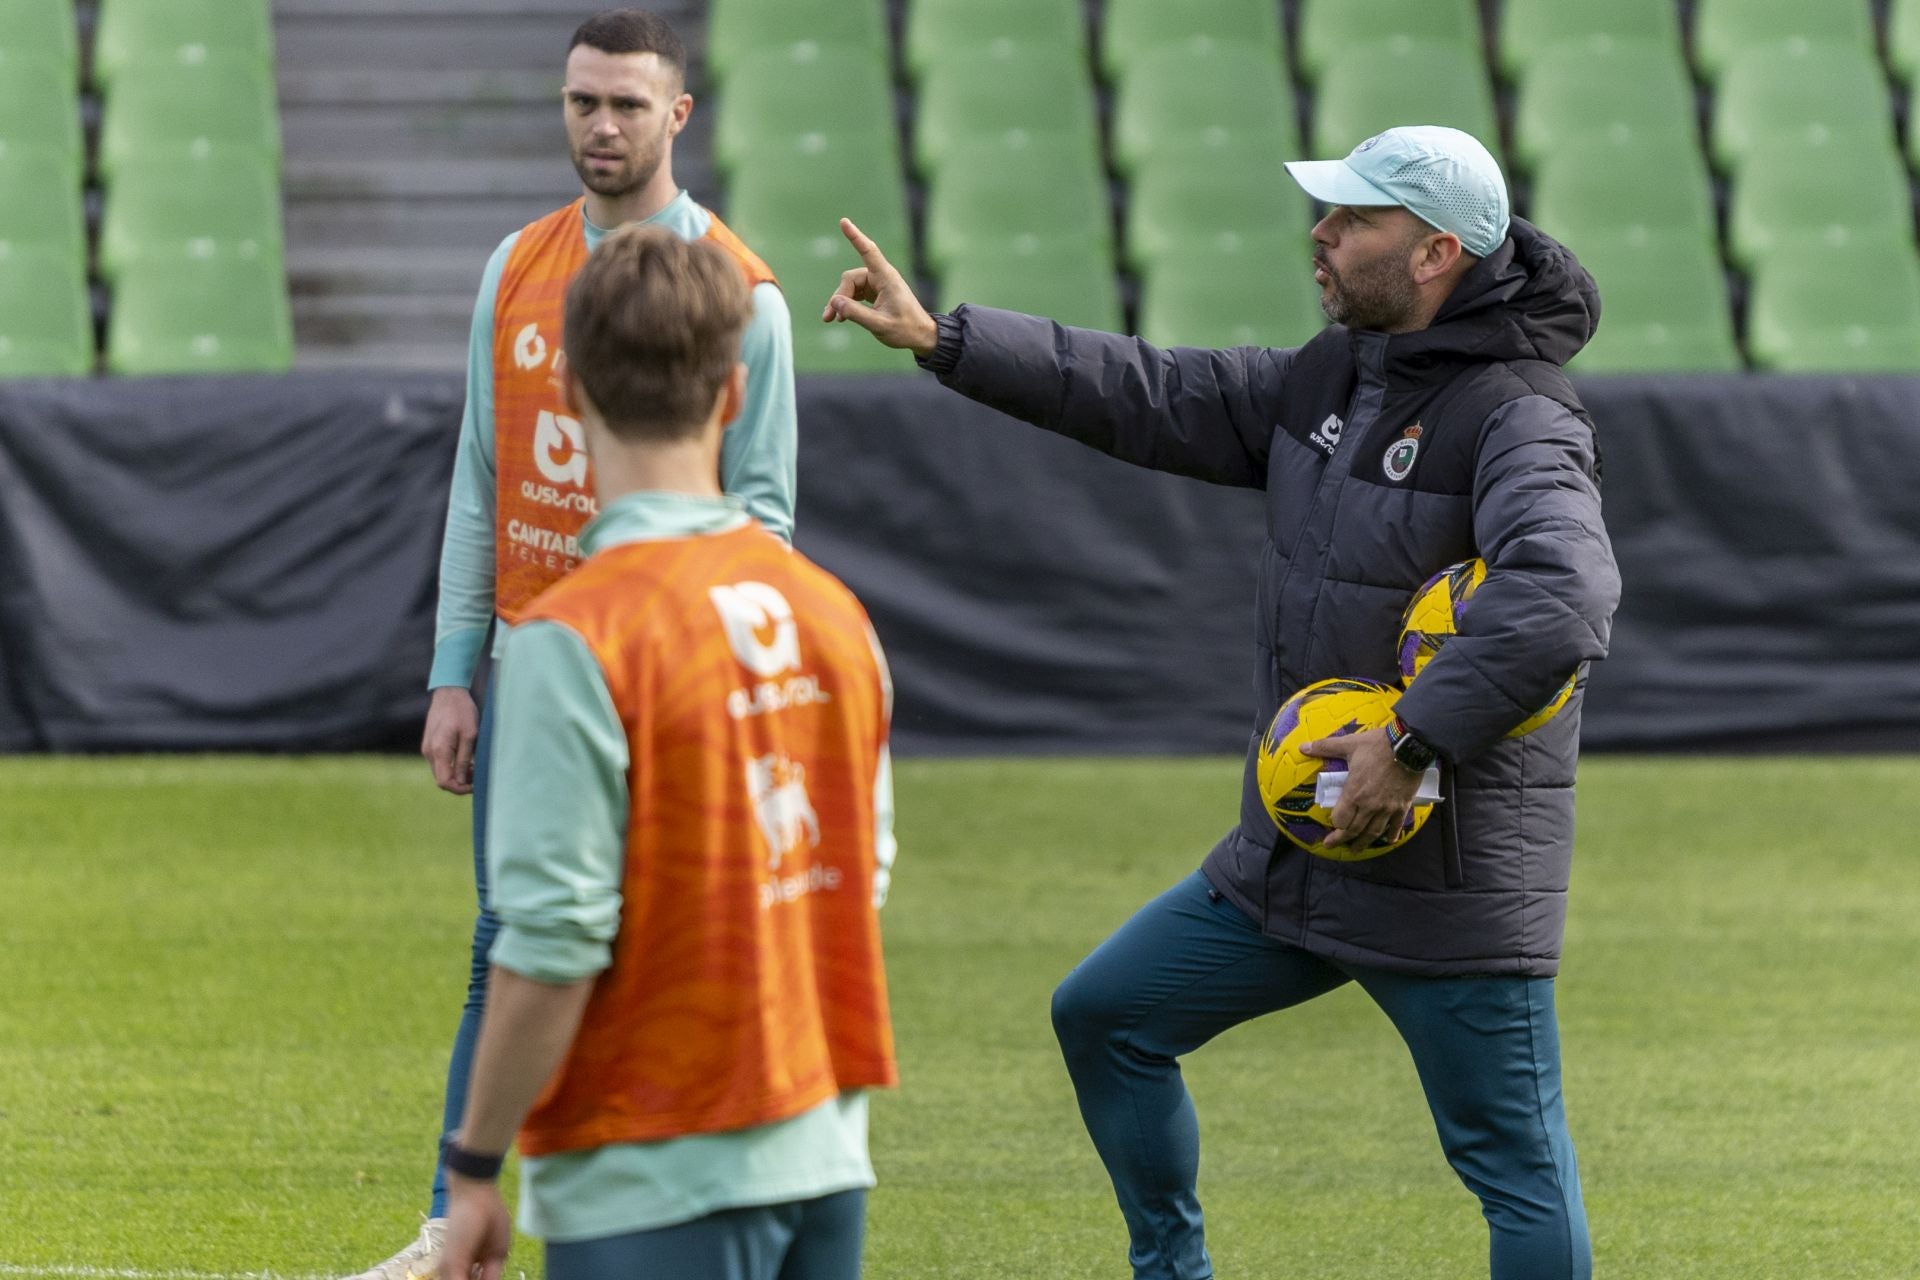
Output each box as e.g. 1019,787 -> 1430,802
1376,218 -> 1601,377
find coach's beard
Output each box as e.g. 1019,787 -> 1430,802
1314,251 -> 1420,332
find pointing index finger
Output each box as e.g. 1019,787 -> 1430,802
840,217 -> 893,274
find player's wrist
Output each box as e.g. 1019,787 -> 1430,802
441,1135 -> 506,1182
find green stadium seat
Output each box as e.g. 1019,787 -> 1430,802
97,58 -> 281,182
106,257 -> 292,375
904,0 -> 1085,84
92,0 -> 274,91
914,44 -> 1098,178
1894,0 -> 1920,88
1126,149 -> 1313,275
1528,136 -> 1717,252
1511,39 -> 1697,174
98,155 -> 284,283
1496,0 -> 1683,83
0,247 -> 91,377
705,0 -> 887,85
1565,233 -> 1741,374
1138,246 -> 1326,349
1111,43 -> 1295,178
1747,240 -> 1920,373
1296,0 -> 1481,85
722,140 -> 910,268
939,246 -> 1123,331
0,61 -> 83,181
757,234 -> 920,374
0,152 -> 84,268
1691,0 -> 1876,82
1727,141 -> 1916,271
0,0 -> 79,86
1709,43 -> 1897,176
1101,0 -> 1285,85
925,137 -> 1109,274
1311,42 -> 1500,163
712,44 -> 894,176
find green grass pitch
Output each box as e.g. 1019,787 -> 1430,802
1,754 -> 1915,1278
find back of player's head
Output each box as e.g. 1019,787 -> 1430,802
563,225 -> 752,442
569,8 -> 686,79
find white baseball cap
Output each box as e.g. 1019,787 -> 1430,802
1285,125 -> 1511,258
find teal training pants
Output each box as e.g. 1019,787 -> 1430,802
1050,872 -> 1591,1280
545,1188 -> 867,1280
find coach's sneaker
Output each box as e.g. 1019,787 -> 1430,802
344,1217 -> 446,1280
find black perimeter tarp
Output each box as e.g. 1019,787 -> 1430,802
2,370 -> 1917,754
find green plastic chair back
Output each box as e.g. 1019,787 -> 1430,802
1101,0 -> 1285,84
1297,0 -> 1481,85
914,43 -> 1098,178
905,0 -> 1085,83
1692,0 -> 1875,82
0,0 -> 79,86
1311,42 -> 1500,163
98,58 -> 281,182
1566,233 -> 1741,374
722,139 -> 910,265
757,233 -> 920,373
0,246 -> 91,377
706,0 -> 887,85
93,0 -> 273,90
925,137 -> 1109,274
1748,239 -> 1920,372
1496,0 -> 1682,83
1112,42 -> 1295,177
1512,38 -> 1697,174
1126,149 -> 1313,275
1138,244 -> 1326,350
1894,0 -> 1920,88
939,246 -> 1123,331
0,60 -> 82,181
0,152 -> 84,267
99,155 -> 284,283
1528,136 -> 1716,250
1727,140 -> 1916,271
712,44 -> 895,175
107,257 -> 292,375
1709,43 -> 1896,176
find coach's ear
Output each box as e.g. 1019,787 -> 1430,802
718,362 -> 747,429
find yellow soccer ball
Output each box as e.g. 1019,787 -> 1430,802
1256,677 -> 1434,861
1396,558 -> 1575,739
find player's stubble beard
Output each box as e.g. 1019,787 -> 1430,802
1314,243 -> 1421,331
571,121 -> 669,199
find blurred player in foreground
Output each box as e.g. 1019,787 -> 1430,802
352,9 -> 797,1276
437,226 -> 897,1279
821,126 -> 1619,1280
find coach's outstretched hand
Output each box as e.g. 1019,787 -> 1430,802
821,218 -> 938,358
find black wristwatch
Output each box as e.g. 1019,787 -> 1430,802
1384,715 -> 1439,774
441,1136 -> 506,1181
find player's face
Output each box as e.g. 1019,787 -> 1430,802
1309,205 -> 1425,331
562,46 -> 688,199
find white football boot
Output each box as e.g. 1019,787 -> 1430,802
343,1217 -> 447,1280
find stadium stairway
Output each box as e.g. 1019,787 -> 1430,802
273,0 -> 712,371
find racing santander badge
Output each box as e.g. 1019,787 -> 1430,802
1383,423 -> 1423,482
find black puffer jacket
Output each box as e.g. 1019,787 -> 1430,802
922,219 -> 1621,976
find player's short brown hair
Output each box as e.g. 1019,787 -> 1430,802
563,225 -> 753,442
568,9 -> 685,77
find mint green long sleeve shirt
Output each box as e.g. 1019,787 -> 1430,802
428,193 -> 798,690
484,491 -> 896,1243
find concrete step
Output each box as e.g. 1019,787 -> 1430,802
276,0 -> 693,18
284,156 -> 576,200
278,68 -> 558,106
280,100 -> 560,159
284,192 -> 554,251
293,291 -> 474,348
288,245 -> 490,298
293,340 -> 466,373
273,10 -> 710,82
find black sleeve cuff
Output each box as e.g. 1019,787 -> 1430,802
914,310 -> 965,378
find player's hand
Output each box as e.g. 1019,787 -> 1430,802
821,218 -> 938,358
439,1175 -> 511,1280
421,686 -> 480,796
1303,729 -> 1424,849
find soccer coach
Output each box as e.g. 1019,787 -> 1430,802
823,126 -> 1621,1280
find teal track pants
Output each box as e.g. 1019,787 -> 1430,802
1050,872 -> 1591,1280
